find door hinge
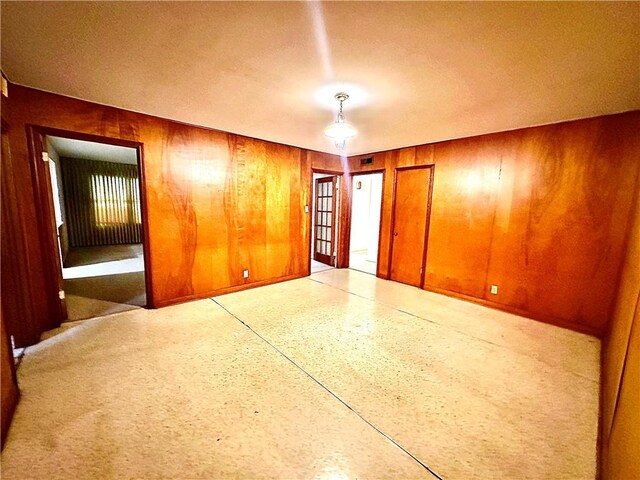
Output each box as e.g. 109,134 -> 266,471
42,152 -> 50,163
58,290 -> 65,300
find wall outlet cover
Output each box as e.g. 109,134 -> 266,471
490,285 -> 498,295
243,269 -> 249,278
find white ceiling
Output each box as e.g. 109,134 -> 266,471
2,2 -> 639,155
48,136 -> 138,165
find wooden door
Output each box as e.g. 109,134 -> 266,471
29,132 -> 67,324
389,166 -> 433,287
314,176 -> 337,266
1,120 -> 40,346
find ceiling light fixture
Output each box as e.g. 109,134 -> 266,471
324,92 -> 357,151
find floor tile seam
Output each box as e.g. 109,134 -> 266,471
209,297 -> 443,480
306,277 -> 598,384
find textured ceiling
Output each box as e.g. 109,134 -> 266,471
2,1 -> 639,155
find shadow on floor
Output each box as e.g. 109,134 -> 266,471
64,271 -> 145,321
64,244 -> 142,268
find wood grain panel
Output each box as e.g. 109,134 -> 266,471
427,137 -> 501,298
389,166 -> 431,287
602,303 -> 639,479
1,115 -> 46,346
347,112 -> 640,335
487,116 -> 640,332
600,180 -> 640,479
0,313 -> 19,449
5,84 -> 319,344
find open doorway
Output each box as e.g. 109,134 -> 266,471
45,135 -> 148,321
349,172 -> 383,275
310,171 -> 341,274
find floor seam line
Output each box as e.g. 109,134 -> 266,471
306,276 -> 597,384
210,297 -> 443,480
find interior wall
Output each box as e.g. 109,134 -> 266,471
346,112 -> 640,335
45,139 -> 69,262
5,85 -> 339,344
0,313 -> 19,449
600,181 -> 640,479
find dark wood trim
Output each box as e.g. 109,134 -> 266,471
313,176 -> 336,266
345,169 -> 386,277
154,272 -> 307,308
388,165 -> 434,285
28,126 -> 143,149
308,168 -> 344,274
135,144 -> 155,308
25,125 -> 155,312
424,284 -> 602,337
25,126 -> 66,327
312,168 -> 344,176
0,315 -> 20,450
419,165 -> 435,288
387,169 -> 398,280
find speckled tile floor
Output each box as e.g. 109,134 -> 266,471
1,270 -> 599,479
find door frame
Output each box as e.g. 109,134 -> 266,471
25,125 -> 155,329
344,169 -> 385,277
308,168 -> 344,274
313,176 -> 338,266
387,164 -> 435,287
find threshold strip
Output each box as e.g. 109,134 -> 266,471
211,297 -> 443,480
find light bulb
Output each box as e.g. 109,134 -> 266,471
324,121 -> 357,140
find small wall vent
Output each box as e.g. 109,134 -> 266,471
360,157 -> 373,166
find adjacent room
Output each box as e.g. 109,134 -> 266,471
348,172 -> 382,275
1,2 -> 638,480
46,136 -> 147,321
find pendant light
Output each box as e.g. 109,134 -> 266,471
324,92 -> 357,151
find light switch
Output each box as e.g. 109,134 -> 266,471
304,205 -> 309,213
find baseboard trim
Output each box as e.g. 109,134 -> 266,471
422,284 -> 602,338
153,272 -> 307,308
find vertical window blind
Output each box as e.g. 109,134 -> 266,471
62,158 -> 142,247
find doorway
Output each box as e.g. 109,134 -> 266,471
389,165 -> 434,288
348,172 -> 383,275
43,133 -> 150,321
311,171 -> 341,273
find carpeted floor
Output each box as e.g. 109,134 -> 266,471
1,270 -> 599,479
63,245 -> 146,321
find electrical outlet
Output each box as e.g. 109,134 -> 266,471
243,269 -> 249,279
490,285 -> 498,295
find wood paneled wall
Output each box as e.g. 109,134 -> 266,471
4,85 -> 338,345
600,181 -> 639,479
346,112 -> 640,335
1,313 -> 19,449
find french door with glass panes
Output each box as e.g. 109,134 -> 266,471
314,176 -> 337,265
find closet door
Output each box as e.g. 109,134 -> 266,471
389,166 -> 433,287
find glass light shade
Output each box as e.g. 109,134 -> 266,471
324,121 -> 357,140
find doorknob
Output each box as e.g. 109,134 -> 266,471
394,232 -> 398,237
